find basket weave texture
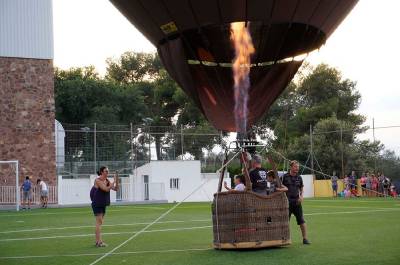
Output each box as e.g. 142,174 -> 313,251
212,191 -> 290,248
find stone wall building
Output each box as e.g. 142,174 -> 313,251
0,0 -> 56,186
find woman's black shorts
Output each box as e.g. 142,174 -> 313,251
92,204 -> 106,216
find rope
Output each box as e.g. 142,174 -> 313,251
88,152 -> 244,265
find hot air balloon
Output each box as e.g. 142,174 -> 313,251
111,0 -> 357,132
111,0 -> 358,249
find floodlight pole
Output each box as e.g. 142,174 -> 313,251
94,123 -> 97,174
340,125 -> 345,178
130,123 -> 134,174
310,124 -> 314,176
181,124 -> 184,160
373,118 -> 376,172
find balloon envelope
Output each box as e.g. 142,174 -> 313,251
111,0 -> 358,132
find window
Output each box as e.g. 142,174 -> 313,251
170,178 -> 180,190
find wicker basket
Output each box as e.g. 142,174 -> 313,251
212,190 -> 291,249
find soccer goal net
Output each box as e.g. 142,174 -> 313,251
0,160 -> 20,211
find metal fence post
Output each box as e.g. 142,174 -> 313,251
94,123 -> 97,174
130,123 -> 134,174
340,124 -> 344,178
181,124 -> 184,160
148,126 -> 151,162
310,124 -> 314,176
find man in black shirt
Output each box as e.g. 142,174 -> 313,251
282,160 -> 310,244
249,154 -> 268,194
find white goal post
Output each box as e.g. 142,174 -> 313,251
0,160 -> 20,211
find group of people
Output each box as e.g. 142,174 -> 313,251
92,156 -> 310,247
224,155 -> 310,245
331,171 -> 397,198
20,175 -> 49,209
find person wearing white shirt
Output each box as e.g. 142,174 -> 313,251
224,175 -> 246,191
37,178 -> 48,208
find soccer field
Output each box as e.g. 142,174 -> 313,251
0,198 -> 399,265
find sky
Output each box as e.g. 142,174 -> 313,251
53,0 -> 400,155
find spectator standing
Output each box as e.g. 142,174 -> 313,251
331,173 -> 338,197
378,172 -> 385,196
344,175 -> 350,190
37,178 -> 48,208
371,174 -> 379,196
21,176 -> 32,210
382,175 -> 390,197
349,171 -> 357,191
365,173 -> 372,197
360,173 -> 367,196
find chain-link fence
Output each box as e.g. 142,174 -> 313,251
291,123 -> 400,181
56,123 -> 227,178
56,121 -> 400,181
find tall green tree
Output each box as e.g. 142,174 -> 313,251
105,52 -> 220,160
54,66 -> 146,164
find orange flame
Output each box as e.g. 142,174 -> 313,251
231,22 -> 255,133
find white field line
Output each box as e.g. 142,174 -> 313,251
306,199 -> 399,203
88,152 -> 242,265
2,208 -> 400,242
307,205 -> 394,209
0,219 -> 210,234
0,248 -> 213,260
1,205 -> 395,234
1,206 -> 399,235
304,208 -> 400,216
0,225 -> 212,242
0,207 -> 166,217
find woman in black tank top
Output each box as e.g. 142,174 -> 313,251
91,166 -> 119,247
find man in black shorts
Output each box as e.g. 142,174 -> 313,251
282,160 -> 310,244
249,154 -> 268,194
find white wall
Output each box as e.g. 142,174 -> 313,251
134,161 -> 229,203
301,174 -> 314,198
151,161 -> 202,202
0,0 -> 54,59
57,175 -> 116,205
134,163 -> 151,201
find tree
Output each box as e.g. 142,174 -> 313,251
257,63 -> 400,179
105,52 -> 162,83
54,67 -> 146,164
105,52 -> 220,160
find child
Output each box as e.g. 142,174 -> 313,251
266,170 -> 288,195
344,187 -> 351,198
224,175 -> 246,191
390,185 -> 398,197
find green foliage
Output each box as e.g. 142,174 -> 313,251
55,52 -> 219,161
54,67 -> 145,125
105,52 -> 162,83
259,63 -> 398,179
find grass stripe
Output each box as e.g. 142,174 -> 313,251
0,248 -> 212,259
0,219 -> 210,234
0,225 -> 212,242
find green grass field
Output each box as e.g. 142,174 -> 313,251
0,198 -> 399,265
